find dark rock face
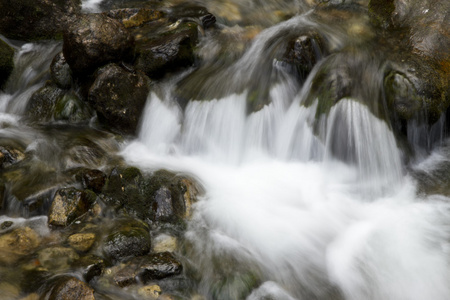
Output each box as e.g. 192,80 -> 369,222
48,188 -> 91,227
0,146 -> 25,168
88,63 -> 151,135
63,13 -> 134,75
135,22 -> 199,79
50,52 -> 72,89
153,187 -> 174,222
0,39 -> 14,89
282,31 -> 325,80
103,218 -> 151,261
0,0 -> 81,41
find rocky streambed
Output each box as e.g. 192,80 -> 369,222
0,0 -> 449,299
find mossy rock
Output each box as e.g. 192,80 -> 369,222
54,91 -> 93,123
0,39 -> 14,89
26,81 -> 65,122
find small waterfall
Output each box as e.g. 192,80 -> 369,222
122,9 -> 450,300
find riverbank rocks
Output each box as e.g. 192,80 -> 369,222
88,63 -> 151,135
103,218 -> 151,261
48,188 -> 92,227
63,13 -> 134,75
0,0 -> 80,41
0,39 -> 14,89
0,227 -> 40,264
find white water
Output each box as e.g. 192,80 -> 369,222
121,9 -> 450,300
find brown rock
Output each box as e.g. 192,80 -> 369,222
0,227 -> 40,264
68,233 -> 96,252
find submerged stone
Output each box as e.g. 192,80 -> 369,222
72,255 -> 105,282
80,169 -> 107,193
0,227 -> 40,264
137,252 -> 183,282
26,82 -> 66,122
68,233 -> 96,252
37,246 -> 79,272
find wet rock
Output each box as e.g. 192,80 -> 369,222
0,221 -> 13,230
134,22 -> 199,79
106,8 -> 164,28
37,246 -> 79,272
53,91 -> 93,123
384,71 -> 422,121
154,187 -> 174,222
72,255 -> 105,282
0,227 -> 40,264
63,13 -> 134,75
281,31 -> 326,80
44,276 -> 95,300
138,284 -> 162,299
50,52 -> 72,89
48,187 -> 91,227
68,233 -> 96,252
0,39 -> 14,89
152,234 -> 178,253
0,0 -> 81,41
0,145 -> 26,168
103,218 -> 151,261
137,252 -> 183,282
26,81 -> 66,122
88,63 -> 151,135
81,169 -> 107,193
0,282 -> 20,299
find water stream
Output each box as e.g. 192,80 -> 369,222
1,0 -> 450,299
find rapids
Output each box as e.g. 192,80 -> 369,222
0,0 -> 449,299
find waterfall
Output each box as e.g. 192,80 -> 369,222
122,11 -> 450,300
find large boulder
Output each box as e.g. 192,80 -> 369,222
63,13 -> 134,75
88,63 -> 151,135
0,0 -> 81,41
0,39 -> 14,89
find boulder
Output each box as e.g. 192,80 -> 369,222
63,13 -> 134,75
88,63 -> 151,135
0,39 -> 14,89
0,0 -> 81,41
102,218 -> 151,261
48,188 -> 91,227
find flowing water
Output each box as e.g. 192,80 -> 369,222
1,0 -> 450,299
